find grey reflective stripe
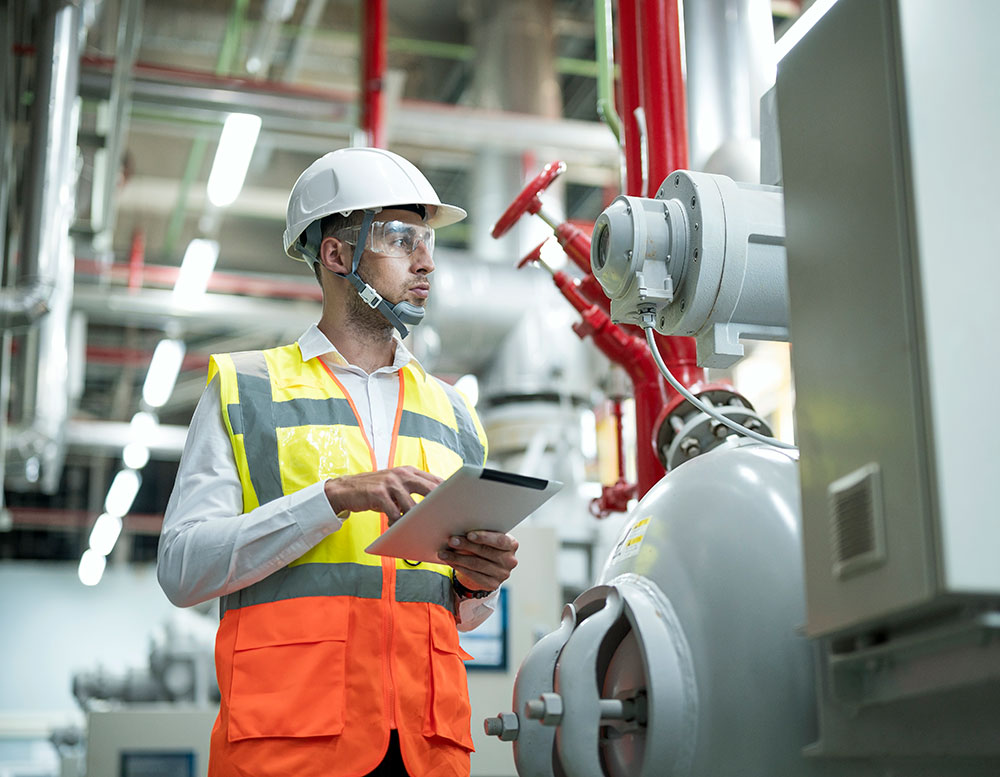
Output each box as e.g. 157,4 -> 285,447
273,396 -> 358,428
395,568 -> 453,608
229,395 -> 357,436
227,403 -> 244,435
230,352 -> 284,505
398,411 -> 472,462
220,562 -> 383,616
438,379 -> 486,464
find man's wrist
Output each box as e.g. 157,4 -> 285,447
452,575 -> 493,599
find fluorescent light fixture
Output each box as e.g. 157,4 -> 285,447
130,410 -> 158,437
142,339 -> 186,408
454,374 -> 479,407
206,113 -> 262,207
89,512 -> 123,556
78,549 -> 107,586
123,441 -> 150,470
173,239 -> 220,302
775,0 -> 839,62
105,468 -> 141,518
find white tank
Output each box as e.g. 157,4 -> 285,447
486,440 -> 847,777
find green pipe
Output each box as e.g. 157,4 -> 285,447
162,0 -> 249,258
594,0 -> 622,142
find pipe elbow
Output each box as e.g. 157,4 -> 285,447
0,280 -> 55,330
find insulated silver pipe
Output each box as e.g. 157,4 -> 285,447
92,0 -> 143,242
683,0 -> 776,180
0,0 -> 82,329
3,0 -> 83,494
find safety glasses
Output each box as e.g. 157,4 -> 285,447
336,220 -> 435,259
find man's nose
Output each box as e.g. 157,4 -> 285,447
412,242 -> 434,273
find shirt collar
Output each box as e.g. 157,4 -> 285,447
297,323 -> 427,378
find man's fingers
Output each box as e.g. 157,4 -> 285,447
325,466 -> 441,517
458,530 -> 518,552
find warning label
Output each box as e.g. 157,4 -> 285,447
610,517 -> 650,565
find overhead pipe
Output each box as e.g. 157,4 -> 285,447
282,0 -> 328,81
359,0 -> 387,147
0,0 -> 81,330
3,0 -> 84,494
90,0 -> 143,247
76,59 -> 618,164
161,0 -> 249,259
245,0 -> 298,77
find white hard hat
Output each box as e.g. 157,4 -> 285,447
283,147 -> 467,262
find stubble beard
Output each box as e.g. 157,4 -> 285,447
345,265 -> 400,344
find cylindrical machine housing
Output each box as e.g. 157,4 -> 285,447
493,442 -> 847,777
591,170 -> 788,368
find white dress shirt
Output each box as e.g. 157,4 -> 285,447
157,324 -> 497,630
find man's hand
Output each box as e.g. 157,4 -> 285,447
324,466 -> 442,521
438,531 -> 519,592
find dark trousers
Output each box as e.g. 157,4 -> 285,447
363,731 -> 410,777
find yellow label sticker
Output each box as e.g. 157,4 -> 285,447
610,516 -> 652,565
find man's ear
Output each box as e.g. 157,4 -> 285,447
319,236 -> 352,275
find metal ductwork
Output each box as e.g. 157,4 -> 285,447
683,0 -> 775,181
2,0 -> 85,494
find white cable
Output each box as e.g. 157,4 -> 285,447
642,321 -> 797,450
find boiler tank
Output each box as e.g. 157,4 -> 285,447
489,440 -> 844,777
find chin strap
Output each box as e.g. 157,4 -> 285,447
302,208 -> 425,340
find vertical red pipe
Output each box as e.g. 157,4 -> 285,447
618,0 -> 707,495
126,228 -> 145,292
616,0 -> 644,197
635,0 -> 706,404
641,0 -> 689,191
360,0 -> 387,148
663,0 -> 689,173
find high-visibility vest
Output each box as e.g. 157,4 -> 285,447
204,343 -> 488,777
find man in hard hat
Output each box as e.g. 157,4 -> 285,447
158,147 -> 518,777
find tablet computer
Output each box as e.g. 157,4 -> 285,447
364,465 -> 562,563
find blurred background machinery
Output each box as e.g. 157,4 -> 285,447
485,1 -> 1000,776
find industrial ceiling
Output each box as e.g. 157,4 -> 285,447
0,0 -> 796,565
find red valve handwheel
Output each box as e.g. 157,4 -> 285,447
517,240 -> 549,270
491,160 -> 567,239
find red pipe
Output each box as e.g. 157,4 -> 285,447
79,55 -> 356,103
517,238 -> 666,492
642,0 -> 689,191
617,0 -> 645,197
360,0 -> 387,148
126,228 -> 145,292
75,258 -> 323,301
86,345 -> 209,371
664,0 -> 689,173
544,266 -> 666,493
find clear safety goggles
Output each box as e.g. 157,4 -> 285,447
336,220 -> 435,259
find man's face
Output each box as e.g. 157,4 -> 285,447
345,208 -> 435,331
